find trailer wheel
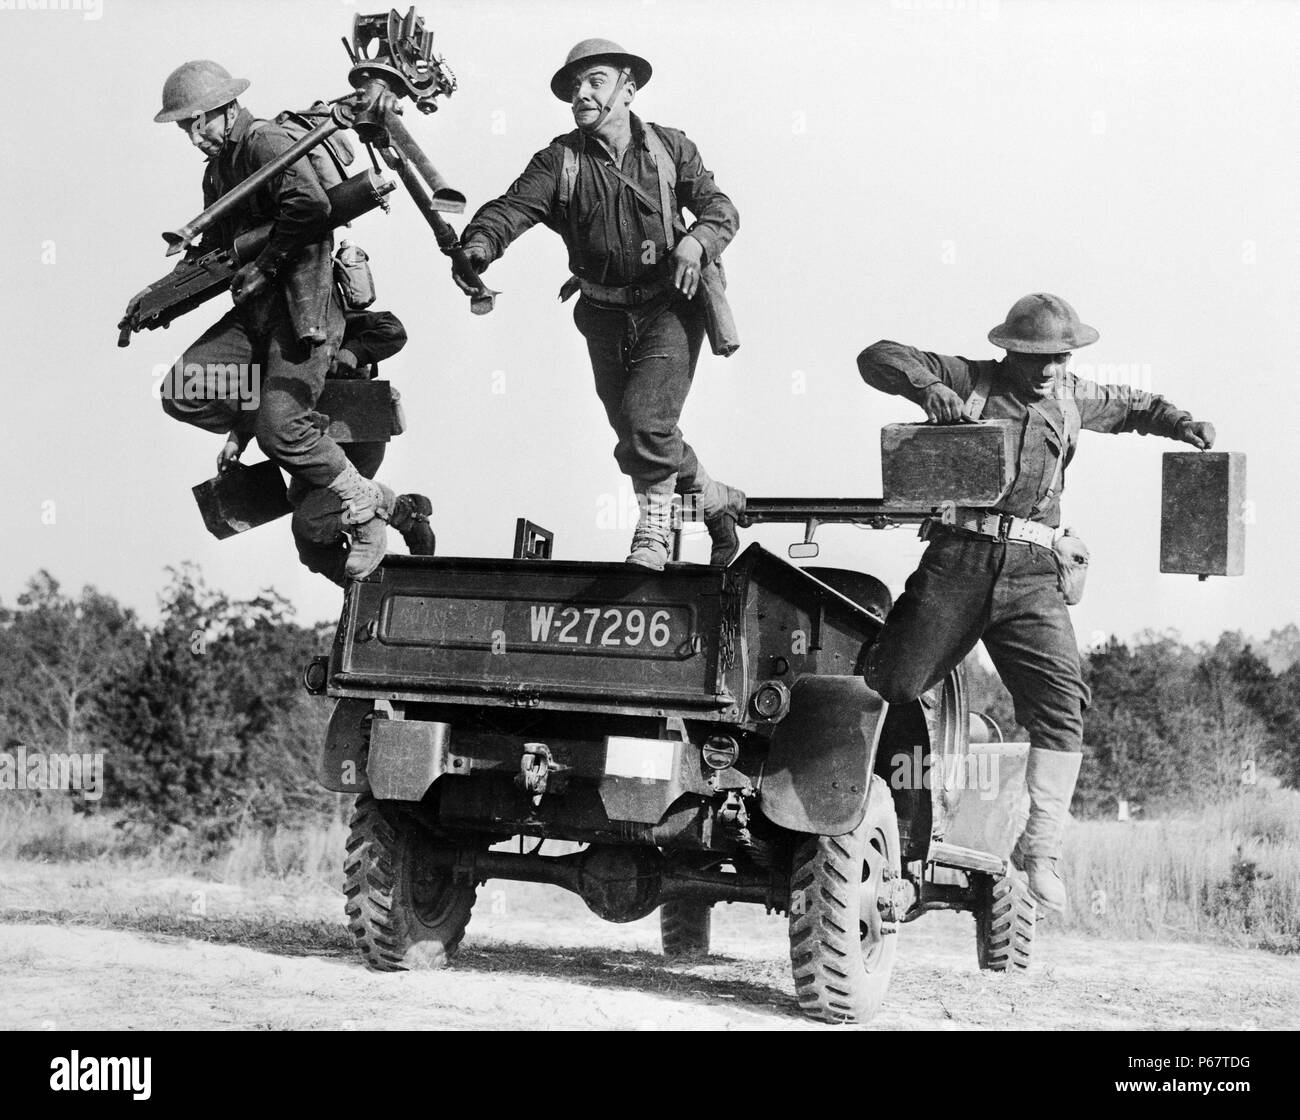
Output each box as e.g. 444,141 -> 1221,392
974,870 -> 1036,972
788,775 -> 901,1023
659,900 -> 712,958
343,792 -> 477,971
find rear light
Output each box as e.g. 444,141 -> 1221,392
701,734 -> 739,770
303,656 -> 329,695
752,680 -> 791,721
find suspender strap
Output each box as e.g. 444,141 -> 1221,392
558,142 -> 579,224
963,366 -> 993,420
641,124 -> 677,252
1027,400 -> 1067,519
555,121 -> 680,297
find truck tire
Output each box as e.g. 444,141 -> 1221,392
974,870 -> 1035,972
659,900 -> 712,958
788,775 -> 901,1023
343,792 -> 477,971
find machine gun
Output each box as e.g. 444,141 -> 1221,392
117,169 -> 394,347
117,6 -> 495,345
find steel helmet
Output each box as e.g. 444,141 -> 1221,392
154,60 -> 249,123
987,293 -> 1099,353
550,39 -> 652,101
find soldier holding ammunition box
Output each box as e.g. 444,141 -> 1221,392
858,293 -> 1216,913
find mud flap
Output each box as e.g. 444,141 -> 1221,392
598,736 -> 711,825
761,675 -> 887,836
319,698 -> 373,793
367,718 -> 455,801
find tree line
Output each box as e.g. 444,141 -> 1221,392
1,569 -> 1296,838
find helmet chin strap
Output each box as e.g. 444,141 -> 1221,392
582,66 -> 630,133
187,103 -> 234,152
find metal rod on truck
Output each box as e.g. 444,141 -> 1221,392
742,497 -> 941,528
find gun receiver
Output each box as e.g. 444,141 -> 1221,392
118,169 -> 394,347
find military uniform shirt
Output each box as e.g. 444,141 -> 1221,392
461,113 -> 739,286
858,340 -> 1193,527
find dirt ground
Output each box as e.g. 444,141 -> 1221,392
1,859 -> 1295,1031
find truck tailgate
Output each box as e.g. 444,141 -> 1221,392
332,556 -> 733,711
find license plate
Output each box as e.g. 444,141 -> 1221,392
509,602 -> 691,653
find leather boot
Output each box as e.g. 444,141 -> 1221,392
684,467 -> 749,566
627,475 -> 677,570
327,464 -> 395,580
1011,748 -> 1083,914
390,493 -> 436,556
328,463 -> 389,526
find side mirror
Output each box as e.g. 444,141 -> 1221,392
788,516 -> 821,560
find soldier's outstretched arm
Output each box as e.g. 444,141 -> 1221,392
857,340 -> 977,422
1070,374 -> 1216,448
456,147 -> 563,292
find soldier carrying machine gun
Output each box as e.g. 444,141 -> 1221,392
120,8 -> 491,582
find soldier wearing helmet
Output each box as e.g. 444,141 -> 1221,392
152,60 -> 404,580
856,295 -> 1216,913
454,39 -> 748,570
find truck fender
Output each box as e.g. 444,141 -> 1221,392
319,698 -> 372,793
761,675 -> 888,837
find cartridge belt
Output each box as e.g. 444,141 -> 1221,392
579,277 -> 668,307
926,510 -> 1056,548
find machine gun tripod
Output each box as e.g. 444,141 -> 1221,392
118,6 -> 495,346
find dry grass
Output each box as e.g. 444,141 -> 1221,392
0,798 -> 345,893
3,789 -> 1298,953
1060,789 -> 1300,952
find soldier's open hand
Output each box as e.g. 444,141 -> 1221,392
1177,419 -> 1217,450
671,235 -> 704,299
923,382 -> 967,423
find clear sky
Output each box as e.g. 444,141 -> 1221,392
1,0 -> 1296,647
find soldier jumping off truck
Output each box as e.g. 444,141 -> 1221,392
455,39 -> 750,571
857,292 -> 1218,913
151,60 -> 428,581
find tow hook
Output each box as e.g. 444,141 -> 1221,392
516,742 -> 567,807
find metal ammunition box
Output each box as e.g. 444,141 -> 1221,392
192,459 -> 291,539
881,420 -> 1016,507
1160,452 -> 1247,577
316,379 -> 403,444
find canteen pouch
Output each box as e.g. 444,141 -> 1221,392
334,243 -> 376,310
1053,528 -> 1090,606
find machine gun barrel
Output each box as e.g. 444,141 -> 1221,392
161,113 -> 345,256
119,169 -> 394,346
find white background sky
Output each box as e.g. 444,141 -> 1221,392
1,0 -> 1296,647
